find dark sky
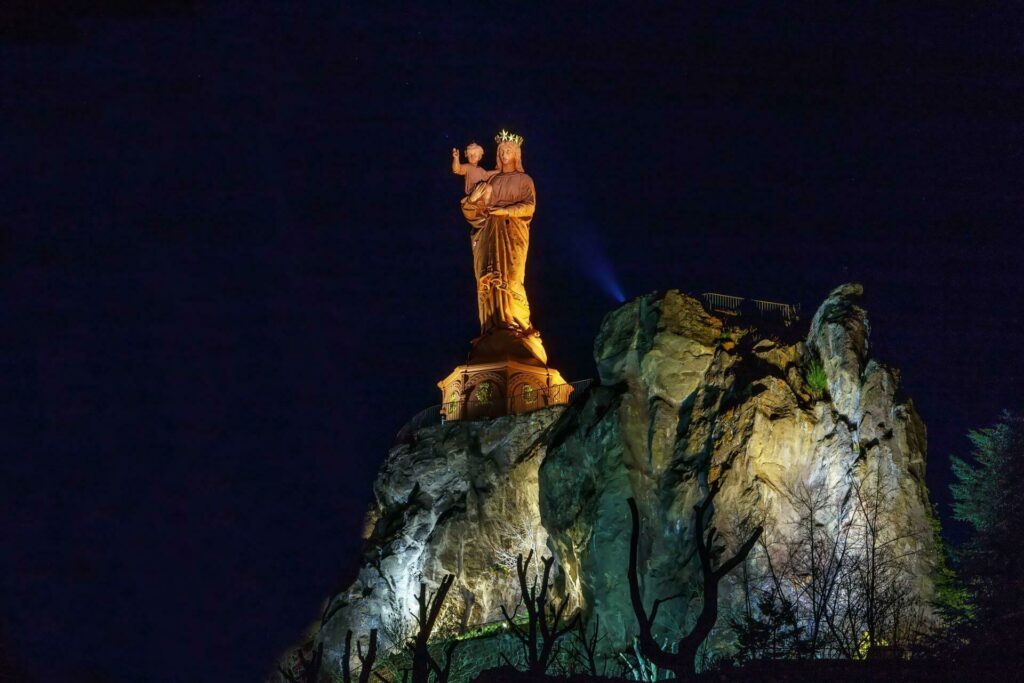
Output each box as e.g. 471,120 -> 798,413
3,2 -> 1023,681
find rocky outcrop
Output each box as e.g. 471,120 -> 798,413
539,285 -> 937,653
315,408 -> 563,672
284,284 -> 940,679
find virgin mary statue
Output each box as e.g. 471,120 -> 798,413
460,130 -> 548,365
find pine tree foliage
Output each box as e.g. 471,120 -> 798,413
927,509 -> 972,626
949,412 -> 1024,620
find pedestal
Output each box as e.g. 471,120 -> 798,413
437,359 -> 571,421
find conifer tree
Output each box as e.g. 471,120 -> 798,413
950,412 -> 1024,621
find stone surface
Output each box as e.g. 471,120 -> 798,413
540,285 -> 938,653
313,407 -> 565,673
278,284 -> 940,679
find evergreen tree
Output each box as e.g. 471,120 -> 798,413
950,412 -> 1024,621
928,510 -> 972,628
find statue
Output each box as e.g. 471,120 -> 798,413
451,142 -> 498,195
438,128 -> 568,421
459,130 -> 548,365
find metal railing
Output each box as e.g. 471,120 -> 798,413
394,378 -> 594,443
700,292 -> 801,322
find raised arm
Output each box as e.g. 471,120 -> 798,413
451,148 -> 467,175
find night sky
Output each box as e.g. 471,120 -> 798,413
3,3 -> 1023,681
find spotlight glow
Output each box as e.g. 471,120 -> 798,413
576,229 -> 626,303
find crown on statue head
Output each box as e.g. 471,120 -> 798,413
494,129 -> 524,146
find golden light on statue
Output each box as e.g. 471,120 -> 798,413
439,129 -> 570,420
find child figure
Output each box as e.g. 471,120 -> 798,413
451,142 -> 498,195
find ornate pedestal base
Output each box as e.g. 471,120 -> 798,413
437,360 -> 571,421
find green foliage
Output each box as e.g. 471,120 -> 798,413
803,358 -> 828,398
454,618 -> 525,642
717,327 -> 748,346
926,507 -> 973,625
949,412 -> 1024,620
489,562 -> 511,577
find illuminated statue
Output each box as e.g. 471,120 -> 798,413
460,130 -> 548,365
438,129 -> 567,420
451,142 -> 498,195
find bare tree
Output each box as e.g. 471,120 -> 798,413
627,478 -> 763,679
280,630 -> 382,683
376,613 -> 414,681
742,471 -> 931,660
483,511 -> 543,576
499,550 -> 580,676
407,574 -> 458,683
345,630 -> 382,683
572,613 -> 607,677
729,508 -> 800,663
783,479 -> 854,657
425,639 -> 460,683
479,504 -> 546,621
831,470 -> 928,656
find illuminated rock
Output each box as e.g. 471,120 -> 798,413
284,285 -> 941,679
315,407 -> 564,673
540,285 -> 940,655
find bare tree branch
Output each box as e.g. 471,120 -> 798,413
628,482 -> 763,679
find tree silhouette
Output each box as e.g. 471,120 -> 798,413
499,550 -> 580,675
573,612 -> 606,676
730,591 -> 807,662
951,412 -> 1024,621
949,412 -> 1024,665
627,480 -> 763,678
407,574 -> 458,683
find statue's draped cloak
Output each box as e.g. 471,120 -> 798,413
461,171 -> 547,364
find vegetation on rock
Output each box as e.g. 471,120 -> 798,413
803,357 -> 829,399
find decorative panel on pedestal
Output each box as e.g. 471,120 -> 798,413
437,359 -> 570,421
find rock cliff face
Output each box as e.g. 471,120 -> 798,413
299,284 -> 939,677
539,284 -> 936,652
315,408 -> 564,671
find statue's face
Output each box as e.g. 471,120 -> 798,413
498,143 -> 517,167
466,147 -> 483,164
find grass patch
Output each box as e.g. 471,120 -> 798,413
804,359 -> 828,399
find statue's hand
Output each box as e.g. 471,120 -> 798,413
451,148 -> 460,160
469,182 -> 491,204
488,206 -> 508,216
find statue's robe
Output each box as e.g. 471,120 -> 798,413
461,171 -> 548,365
